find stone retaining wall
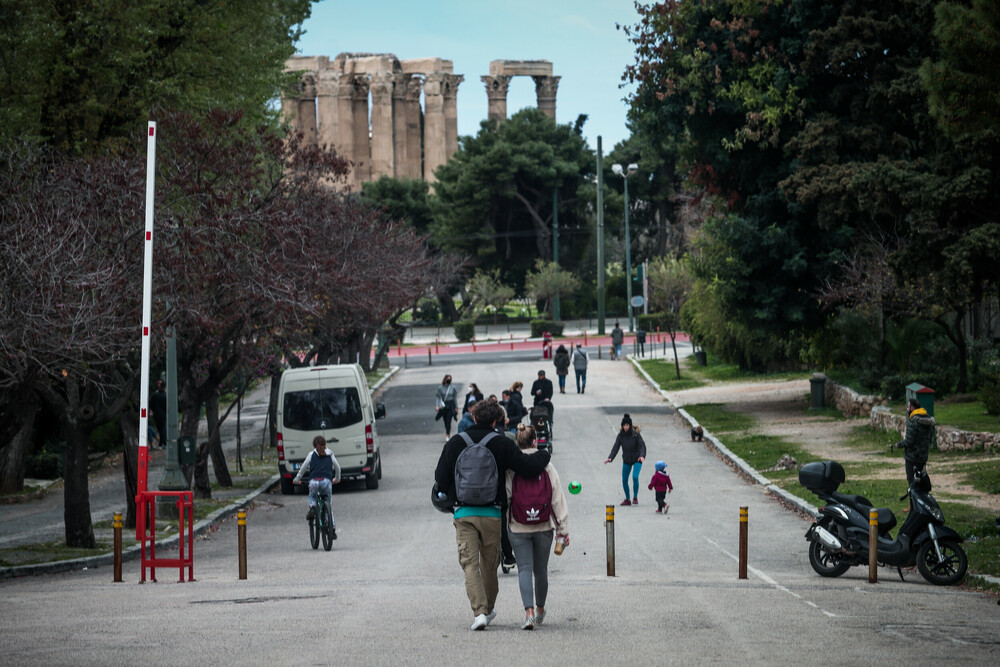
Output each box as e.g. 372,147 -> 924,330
871,406 -> 1000,453
827,379 -> 1000,453
824,379 -> 887,417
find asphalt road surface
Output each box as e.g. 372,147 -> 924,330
2,356 -> 998,665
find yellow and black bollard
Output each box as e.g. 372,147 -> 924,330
868,508 -> 878,583
238,510 -> 247,580
738,506 -> 748,579
113,511 -> 123,583
605,504 -> 616,577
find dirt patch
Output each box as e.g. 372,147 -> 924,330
670,379 -> 1000,513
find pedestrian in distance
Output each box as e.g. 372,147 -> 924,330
506,424 -> 570,630
293,435 -> 342,537
604,414 -> 646,505
611,322 -> 624,361
636,329 -> 646,357
434,374 -> 459,441
572,343 -> 589,394
553,344 -> 570,394
505,383 -> 527,431
892,398 -> 935,511
648,461 -> 673,515
463,382 -> 483,415
434,401 -> 552,631
530,370 -> 554,406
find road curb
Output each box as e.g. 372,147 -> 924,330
0,475 -> 280,581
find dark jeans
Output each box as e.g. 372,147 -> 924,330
655,490 -> 667,510
575,369 -> 587,393
441,401 -> 456,436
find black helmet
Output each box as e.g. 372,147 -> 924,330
431,483 -> 454,514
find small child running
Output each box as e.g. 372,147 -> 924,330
648,461 -> 673,515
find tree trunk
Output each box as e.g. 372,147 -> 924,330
63,424 -> 96,548
193,442 -> 212,499
437,291 -> 459,323
180,398 -> 200,488
0,392 -> 39,494
204,390 -> 233,489
119,407 -> 139,529
268,371 -> 281,449
670,332 -> 681,379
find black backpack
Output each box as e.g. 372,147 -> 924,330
454,432 -> 500,506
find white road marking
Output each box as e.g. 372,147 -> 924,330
703,535 -> 838,618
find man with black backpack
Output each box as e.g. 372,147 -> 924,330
434,400 -> 551,631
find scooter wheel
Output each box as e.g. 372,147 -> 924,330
916,539 -> 967,585
808,539 -> 851,577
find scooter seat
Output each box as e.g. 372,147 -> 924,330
831,491 -> 874,512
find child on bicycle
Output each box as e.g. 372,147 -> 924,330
293,436 -> 342,536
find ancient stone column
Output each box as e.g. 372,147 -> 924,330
351,75 -> 371,185
315,70 -> 341,152
392,74 -> 410,178
336,74 -> 357,176
481,74 -> 512,122
297,74 -> 318,145
423,73 -> 447,182
369,72 -> 395,180
405,77 -> 424,179
533,75 -> 560,120
442,74 -> 464,159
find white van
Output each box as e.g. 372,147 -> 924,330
276,364 -> 386,494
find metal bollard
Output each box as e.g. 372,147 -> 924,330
113,511 -> 123,583
584,331 -> 588,345
598,345 -> 602,360
739,506 -> 748,579
428,349 -> 432,366
435,338 -> 439,354
404,353 -> 408,368
238,509 -> 247,580
606,505 -> 616,577
869,508 -> 878,583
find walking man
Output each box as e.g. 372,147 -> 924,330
611,322 -> 624,360
434,401 -> 551,630
572,343 -> 589,394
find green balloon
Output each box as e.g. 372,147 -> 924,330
568,481 -> 582,495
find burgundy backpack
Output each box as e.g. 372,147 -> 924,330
510,470 -> 552,524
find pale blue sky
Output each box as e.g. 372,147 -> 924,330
293,0 -> 641,152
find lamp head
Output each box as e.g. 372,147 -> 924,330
611,163 -> 623,177
626,163 -> 639,176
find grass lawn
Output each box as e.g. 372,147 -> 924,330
636,358 -> 706,391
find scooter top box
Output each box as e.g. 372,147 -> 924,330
798,460 -> 845,493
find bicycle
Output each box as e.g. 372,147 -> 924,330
295,480 -> 335,551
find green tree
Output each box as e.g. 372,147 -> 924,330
920,0 -> 1000,139
647,257 -> 693,379
360,176 -> 434,233
525,260 -> 580,320
465,269 -> 515,323
431,109 -> 595,290
0,0 -> 315,152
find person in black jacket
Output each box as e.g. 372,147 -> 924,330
462,383 -> 483,415
530,370 -> 554,405
434,400 -> 551,631
505,383 -> 527,431
604,414 -> 647,506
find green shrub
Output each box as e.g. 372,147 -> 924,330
27,448 -> 62,480
90,417 -> 122,454
530,320 -> 564,338
638,313 -> 669,332
453,320 -> 475,342
981,382 -> 1000,415
413,297 -> 440,323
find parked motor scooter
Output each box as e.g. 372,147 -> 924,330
799,460 -> 967,585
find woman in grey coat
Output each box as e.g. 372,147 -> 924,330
434,374 -> 459,440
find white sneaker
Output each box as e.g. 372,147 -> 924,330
485,608 -> 497,626
470,614 -> 488,631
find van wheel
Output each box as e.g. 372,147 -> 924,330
280,477 -> 295,495
377,456 -> 382,480
366,457 -> 380,490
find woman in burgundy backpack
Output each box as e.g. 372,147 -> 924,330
506,424 -> 570,630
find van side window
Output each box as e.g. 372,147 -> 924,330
283,388 -> 363,430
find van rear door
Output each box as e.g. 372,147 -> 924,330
317,374 -> 367,472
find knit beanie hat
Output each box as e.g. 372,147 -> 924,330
621,413 -> 633,428
655,461 -> 666,472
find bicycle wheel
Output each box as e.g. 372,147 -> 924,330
309,506 -> 320,550
321,502 -> 334,551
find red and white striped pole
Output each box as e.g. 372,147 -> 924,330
137,121 -> 157,500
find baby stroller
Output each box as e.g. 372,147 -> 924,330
530,401 -> 553,453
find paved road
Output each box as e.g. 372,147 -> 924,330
1,357 -> 998,665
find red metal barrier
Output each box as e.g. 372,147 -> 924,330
136,490 -> 195,583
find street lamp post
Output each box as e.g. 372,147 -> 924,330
612,162 -> 638,332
